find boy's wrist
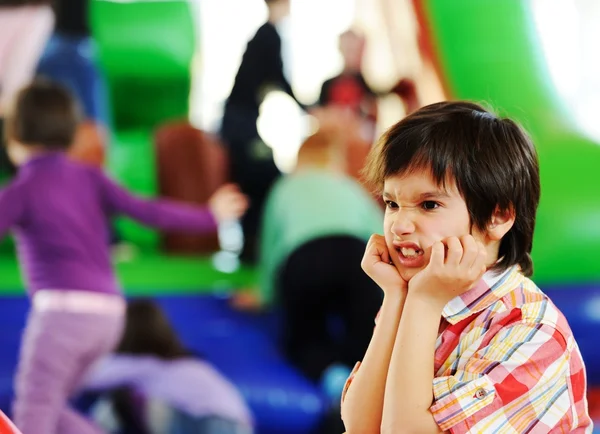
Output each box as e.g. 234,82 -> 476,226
382,286 -> 407,303
405,286 -> 447,313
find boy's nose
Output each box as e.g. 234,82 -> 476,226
391,213 -> 415,236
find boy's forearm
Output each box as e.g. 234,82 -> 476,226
342,291 -> 406,433
382,292 -> 445,434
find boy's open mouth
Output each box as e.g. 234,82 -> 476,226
394,241 -> 424,258
399,247 -> 424,258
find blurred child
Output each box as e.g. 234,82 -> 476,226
319,29 -> 378,144
318,29 -> 420,145
235,130 -> 383,433
247,130 -> 382,384
0,79 -> 248,434
341,101 -> 592,433
81,299 -> 253,434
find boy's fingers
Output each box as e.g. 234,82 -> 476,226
460,235 -> 479,268
444,236 -> 462,266
365,235 -> 390,265
429,241 -> 445,267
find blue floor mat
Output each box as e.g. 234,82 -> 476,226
0,283 -> 599,433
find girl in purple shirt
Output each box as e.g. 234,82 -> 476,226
0,79 -> 248,434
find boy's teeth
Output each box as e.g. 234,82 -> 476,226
401,247 -> 418,257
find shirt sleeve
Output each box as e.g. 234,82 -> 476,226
95,169 -> 217,233
0,182 -> 25,238
430,321 -> 573,433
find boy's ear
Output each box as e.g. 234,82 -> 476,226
487,206 -> 515,241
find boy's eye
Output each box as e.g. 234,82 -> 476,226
421,201 -> 439,210
384,200 -> 398,210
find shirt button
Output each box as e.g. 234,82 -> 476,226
474,388 -> 487,400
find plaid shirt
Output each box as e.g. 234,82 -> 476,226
343,266 -> 593,433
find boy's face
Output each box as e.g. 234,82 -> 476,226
383,168 -> 488,283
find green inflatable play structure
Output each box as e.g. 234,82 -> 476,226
419,0 -> 600,285
90,0 -> 196,250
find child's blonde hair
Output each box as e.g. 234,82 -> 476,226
296,130 -> 345,172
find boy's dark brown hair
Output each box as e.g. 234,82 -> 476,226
363,101 -> 540,276
4,79 -> 80,150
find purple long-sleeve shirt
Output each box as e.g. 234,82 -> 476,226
0,152 -> 217,296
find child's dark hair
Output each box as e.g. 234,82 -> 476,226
363,101 -> 540,276
4,79 -> 80,150
109,299 -> 193,432
116,299 -> 191,360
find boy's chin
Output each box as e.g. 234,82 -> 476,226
398,266 -> 423,284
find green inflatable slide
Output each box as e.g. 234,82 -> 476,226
90,0 -> 197,250
420,0 -> 600,284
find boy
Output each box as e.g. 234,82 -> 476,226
0,79 -> 247,434
341,101 -> 592,433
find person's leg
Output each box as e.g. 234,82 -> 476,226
221,108 -> 280,264
239,156 -> 280,264
279,239 -> 340,382
228,139 -> 280,265
13,309 -> 123,434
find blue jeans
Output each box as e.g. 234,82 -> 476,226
37,33 -> 111,128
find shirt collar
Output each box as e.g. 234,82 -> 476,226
442,265 -> 523,324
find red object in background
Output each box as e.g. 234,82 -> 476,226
0,411 -> 21,434
391,78 -> 420,115
328,76 -> 365,113
588,387 -> 600,420
155,121 -> 230,254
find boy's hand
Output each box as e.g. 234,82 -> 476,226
208,184 -> 249,222
408,235 -> 487,307
230,289 -> 263,312
361,234 -> 408,294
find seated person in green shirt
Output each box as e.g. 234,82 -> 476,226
245,130 -> 383,384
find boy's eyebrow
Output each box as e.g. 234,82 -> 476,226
382,190 -> 451,201
418,191 -> 451,200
